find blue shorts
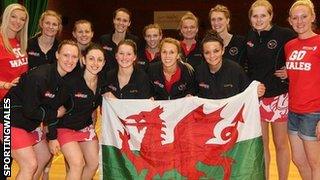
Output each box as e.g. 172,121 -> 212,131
288,111 -> 320,141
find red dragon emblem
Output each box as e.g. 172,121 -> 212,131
118,104 -> 245,179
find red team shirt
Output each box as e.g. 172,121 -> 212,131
285,35 -> 320,113
0,35 -> 28,100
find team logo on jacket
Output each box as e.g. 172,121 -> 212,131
267,40 -> 277,49
75,92 -> 88,98
137,60 -> 146,65
103,46 -> 112,51
28,51 -> 40,57
178,83 -> 187,91
194,53 -> 202,57
44,91 -> 55,98
246,41 -> 254,48
199,82 -> 209,89
108,85 -> 117,91
130,89 -> 138,93
229,47 -> 239,56
154,81 -> 164,88
223,84 -> 233,88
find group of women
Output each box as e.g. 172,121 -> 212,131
0,0 -> 319,179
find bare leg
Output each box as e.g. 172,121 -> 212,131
79,140 -> 99,180
61,142 -> 85,180
303,140 -> 320,180
41,156 -> 53,180
33,140 -> 51,180
271,122 -> 290,180
288,134 -> 311,180
12,146 -> 38,180
261,121 -> 270,180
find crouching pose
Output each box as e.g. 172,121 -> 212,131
48,44 -> 105,180
0,40 -> 80,180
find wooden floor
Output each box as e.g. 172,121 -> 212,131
9,117 -> 301,180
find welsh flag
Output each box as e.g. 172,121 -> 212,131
101,81 -> 264,180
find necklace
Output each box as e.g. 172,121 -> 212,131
38,36 -> 54,54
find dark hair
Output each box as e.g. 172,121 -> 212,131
201,30 -> 224,50
116,39 -> 137,55
113,8 -> 132,21
83,43 -> 105,61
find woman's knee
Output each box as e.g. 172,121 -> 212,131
20,158 -> 38,173
292,154 -> 309,168
86,157 -> 99,171
68,157 -> 85,170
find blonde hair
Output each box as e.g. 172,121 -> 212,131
209,4 -> 231,20
143,23 -> 162,37
209,4 -> 231,30
179,12 -> 199,29
0,3 -> 29,54
159,38 -> 194,73
249,0 -> 273,18
57,39 -> 81,58
289,0 -> 315,17
39,10 -> 63,35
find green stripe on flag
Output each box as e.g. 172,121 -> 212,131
101,137 -> 264,180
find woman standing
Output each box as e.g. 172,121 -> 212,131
285,0 -> 320,179
246,0 -> 296,179
103,39 -> 151,99
0,40 -> 80,180
148,38 -> 195,100
179,12 -> 203,69
0,3 -> 29,100
49,44 -> 104,180
72,19 -> 94,55
209,4 -> 245,64
137,23 -> 162,71
27,10 -> 62,69
99,8 -> 139,72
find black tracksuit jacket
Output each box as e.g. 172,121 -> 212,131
148,61 -> 196,100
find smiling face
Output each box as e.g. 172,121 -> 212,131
73,22 -> 94,46
202,41 -> 224,71
113,11 -> 131,33
56,44 -> 79,76
210,11 -> 229,34
83,49 -> 105,75
289,5 -> 315,37
7,9 -> 27,36
160,42 -> 179,69
40,15 -> 60,37
180,19 -> 198,40
144,28 -> 162,49
250,6 -> 273,32
116,44 -> 136,69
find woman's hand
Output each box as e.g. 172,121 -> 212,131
274,66 -> 287,80
48,139 -> 60,155
257,83 -> 266,97
56,106 -> 66,118
103,92 -> 117,99
2,77 -> 20,89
